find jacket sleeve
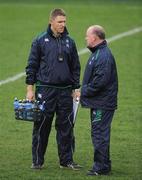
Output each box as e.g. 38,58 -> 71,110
70,40 -> 81,89
25,38 -> 41,85
82,59 -> 111,96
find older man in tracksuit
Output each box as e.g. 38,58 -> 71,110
25,9 -> 81,170
81,25 -> 118,176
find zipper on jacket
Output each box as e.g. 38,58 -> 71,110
56,37 -> 64,62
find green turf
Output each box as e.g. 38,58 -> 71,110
0,1 -> 142,179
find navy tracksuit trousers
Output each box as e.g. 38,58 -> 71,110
32,86 -> 74,166
90,109 -> 114,173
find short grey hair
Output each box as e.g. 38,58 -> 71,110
92,25 -> 105,40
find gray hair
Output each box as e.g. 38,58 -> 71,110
92,25 -> 105,39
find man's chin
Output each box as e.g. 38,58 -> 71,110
59,30 -> 64,33
58,29 -> 64,33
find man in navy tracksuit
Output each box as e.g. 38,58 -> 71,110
81,25 -> 118,176
25,9 -> 81,170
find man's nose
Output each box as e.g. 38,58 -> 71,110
61,22 -> 65,27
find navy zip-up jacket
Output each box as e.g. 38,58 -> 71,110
81,40 -> 118,110
26,25 -> 80,89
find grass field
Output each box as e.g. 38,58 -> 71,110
0,0 -> 142,179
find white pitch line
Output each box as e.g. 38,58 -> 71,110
0,72 -> 26,86
0,26 -> 142,86
78,26 -> 142,55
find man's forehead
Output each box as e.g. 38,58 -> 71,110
87,27 -> 94,34
53,15 -> 66,21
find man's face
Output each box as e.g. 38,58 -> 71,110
85,29 -> 96,48
50,15 -> 66,34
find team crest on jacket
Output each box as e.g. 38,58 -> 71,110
45,38 -> 49,42
66,39 -> 69,48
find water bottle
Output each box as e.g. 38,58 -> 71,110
14,98 -> 19,119
26,100 -> 33,120
22,100 -> 27,119
14,98 -> 19,109
32,100 -> 37,110
18,100 -> 23,119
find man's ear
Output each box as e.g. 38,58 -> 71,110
94,34 -> 98,42
93,36 -> 97,42
49,17 -> 53,24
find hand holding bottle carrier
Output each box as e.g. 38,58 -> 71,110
13,98 -> 45,122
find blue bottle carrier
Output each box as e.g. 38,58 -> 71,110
13,98 -> 45,122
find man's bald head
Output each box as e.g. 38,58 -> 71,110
87,25 -> 105,40
86,25 -> 106,48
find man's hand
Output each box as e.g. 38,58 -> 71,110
72,89 -> 80,101
26,85 -> 35,101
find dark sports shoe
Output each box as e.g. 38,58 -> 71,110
87,169 -> 110,176
60,162 -> 82,171
72,162 -> 83,168
31,163 -> 44,170
87,170 -> 99,176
